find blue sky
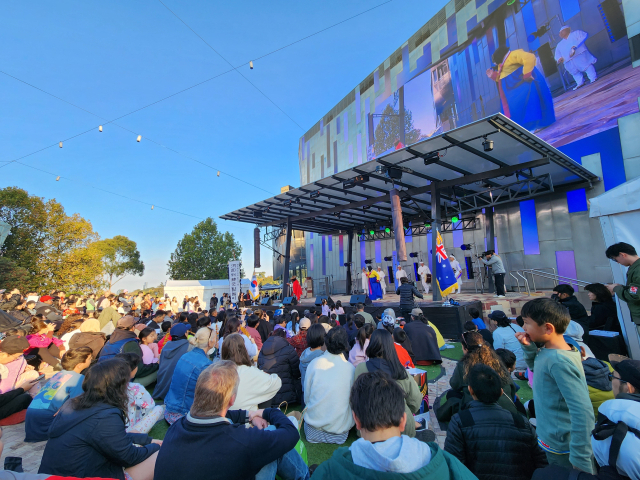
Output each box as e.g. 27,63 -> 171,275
0,0 -> 447,291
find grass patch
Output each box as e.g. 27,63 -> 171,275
514,378 -> 533,403
440,342 -> 463,361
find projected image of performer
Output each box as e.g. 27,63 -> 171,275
555,26 -> 597,90
486,46 -> 555,131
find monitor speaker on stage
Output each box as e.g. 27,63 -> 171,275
260,297 -> 272,306
315,295 -> 335,307
349,294 -> 372,306
282,296 -> 297,306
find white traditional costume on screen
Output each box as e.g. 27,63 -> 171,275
377,267 -> 387,296
555,27 -> 597,89
417,261 -> 431,294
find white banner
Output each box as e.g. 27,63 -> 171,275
228,261 -> 241,301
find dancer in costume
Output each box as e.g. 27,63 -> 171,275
377,266 -> 387,296
361,267 -> 369,295
486,45 -> 555,131
291,276 -> 302,301
366,266 -> 383,301
449,256 -> 463,294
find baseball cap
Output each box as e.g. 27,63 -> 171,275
170,323 -> 189,337
0,336 -> 30,355
245,309 -> 253,315
299,318 -> 311,330
39,295 -> 53,302
488,310 -> 507,321
117,316 -> 136,328
612,359 -> 640,391
563,335 -> 581,352
381,308 -> 397,327
410,307 -> 423,316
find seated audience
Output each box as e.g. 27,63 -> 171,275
304,327 -> 355,444
409,308 -> 445,348
581,348 -> 614,417
0,336 -> 39,420
38,358 -> 161,480
114,353 -> 165,434
258,329 -> 301,406
565,320 -> 595,358
154,360 -> 309,480
25,346 -> 93,442
468,307 -> 487,330
445,364 -> 547,480
464,320 -> 494,349
348,323 -> 373,366
584,283 -> 620,332
138,327 -> 159,364
378,310 -> 414,367
313,371 -> 474,479
299,323 -> 326,391
222,333 -> 281,411
68,318 -> 106,358
489,310 -> 526,370
218,317 -> 258,359
344,314 -> 361,347
157,320 -> 172,354
403,309 -> 442,365
164,328 -> 213,424
287,317 -> 309,357
286,310 -> 301,336
245,314 -> 264,350
57,315 -> 84,350
153,323 -> 191,400
552,284 -> 590,337
256,310 -> 274,343
355,330 -> 426,438
26,318 -> 65,369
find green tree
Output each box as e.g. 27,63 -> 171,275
167,218 -> 242,280
373,95 -> 422,155
94,236 -> 145,291
0,257 -> 30,291
255,272 -> 275,285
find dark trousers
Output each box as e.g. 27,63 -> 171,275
33,344 -> 61,366
400,308 -> 413,321
494,273 -> 505,296
0,389 -> 32,420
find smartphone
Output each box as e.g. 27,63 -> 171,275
35,374 -> 46,382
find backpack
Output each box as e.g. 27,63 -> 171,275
98,338 -> 138,362
592,413 -> 640,475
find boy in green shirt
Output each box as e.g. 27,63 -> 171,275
516,297 -> 595,473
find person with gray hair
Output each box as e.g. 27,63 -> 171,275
154,360 -> 309,480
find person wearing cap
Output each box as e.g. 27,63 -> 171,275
153,323 -> 191,400
555,25 -> 597,90
480,250 -> 506,297
417,260 -> 431,295
288,317 -> 310,357
34,295 -> 64,324
98,316 -> 158,386
0,335 -> 40,403
97,294 -> 122,335
489,310 -> 526,370
396,277 -> 423,320
404,308 -> 442,366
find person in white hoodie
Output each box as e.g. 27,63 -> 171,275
220,333 -> 281,411
299,324 -> 326,393
304,326 -> 355,444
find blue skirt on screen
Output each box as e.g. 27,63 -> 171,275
499,66 -> 555,131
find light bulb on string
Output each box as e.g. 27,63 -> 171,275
56,176 -> 60,181
217,171 -> 220,177
99,125 -> 103,132
249,61 -> 254,69
137,135 -> 142,142
59,142 -> 63,148
151,205 -> 154,210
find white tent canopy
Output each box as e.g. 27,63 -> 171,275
164,279 -> 252,304
590,176 -> 640,359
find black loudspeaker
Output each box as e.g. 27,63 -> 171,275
349,294 -> 372,306
315,295 -> 335,307
537,42 -> 558,77
282,296 -> 297,306
599,0 -> 626,42
260,297 -> 272,306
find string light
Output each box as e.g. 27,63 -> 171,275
136,135 -> 142,142
249,61 -> 254,69
151,205 -> 154,210
217,171 -> 220,177
56,176 -> 60,181
99,125 -> 103,132
59,142 -> 63,148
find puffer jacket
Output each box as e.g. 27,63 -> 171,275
395,283 -> 423,308
258,336 -> 301,406
583,357 -> 614,417
0,294 -> 21,311
444,401 -> 548,480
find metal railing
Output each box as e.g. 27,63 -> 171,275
509,268 -> 591,296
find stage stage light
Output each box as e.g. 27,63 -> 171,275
482,136 -> 493,152
460,244 -> 472,250
343,174 -> 369,189
369,229 -> 375,235
384,256 -> 392,261
362,205 -> 371,210
385,227 -> 391,233
451,216 -> 459,223
364,259 -> 372,264
425,223 -> 431,228
310,191 -> 320,199
424,151 -> 440,166
409,252 -> 418,258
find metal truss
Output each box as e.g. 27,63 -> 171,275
357,217 -> 477,242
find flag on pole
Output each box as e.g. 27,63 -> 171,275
435,230 -> 457,297
249,274 -> 260,300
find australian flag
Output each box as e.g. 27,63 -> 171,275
435,230 -> 457,297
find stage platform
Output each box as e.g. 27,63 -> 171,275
251,291 -> 550,341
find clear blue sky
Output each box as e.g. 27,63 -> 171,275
0,0 -> 447,291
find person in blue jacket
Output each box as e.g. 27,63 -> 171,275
24,346 -> 93,442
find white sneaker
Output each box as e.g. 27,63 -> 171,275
572,83 -> 584,91
497,295 -> 506,298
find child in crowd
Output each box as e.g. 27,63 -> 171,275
349,324 -> 373,367
299,323 -> 325,392
26,318 -> 65,369
157,321 -> 172,354
468,307 -> 486,330
138,327 -> 159,364
516,297 -> 595,473
445,364 -> 547,480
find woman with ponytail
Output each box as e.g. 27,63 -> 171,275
348,323 -> 373,366
449,331 -> 519,414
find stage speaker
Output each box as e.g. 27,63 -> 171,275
282,296 -> 297,306
349,294 -> 372,306
315,295 -> 335,307
260,297 -> 272,306
537,43 -> 558,77
599,0 -> 626,42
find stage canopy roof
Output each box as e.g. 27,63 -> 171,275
221,114 -> 599,235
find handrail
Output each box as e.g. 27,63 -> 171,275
508,268 -> 591,295
523,267 -> 557,291
523,269 -> 591,288
515,271 -> 530,295
509,271 -> 522,293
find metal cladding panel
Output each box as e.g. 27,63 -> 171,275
535,198 -> 556,242
551,198 -> 572,241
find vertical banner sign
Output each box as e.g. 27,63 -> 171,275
228,261 -> 241,301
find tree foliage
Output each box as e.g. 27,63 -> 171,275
167,218 -> 241,280
0,257 -> 30,291
373,94 -> 422,155
94,235 -> 144,290
255,272 -> 275,285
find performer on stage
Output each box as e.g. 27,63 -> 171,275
291,276 -> 302,301
367,266 -> 383,301
417,260 -> 431,295
395,265 -> 408,289
361,267 -> 370,295
449,256 -> 463,294
377,266 -> 387,296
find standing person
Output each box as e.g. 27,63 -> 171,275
445,364 -> 548,479
366,266 -> 383,301
480,250 -> 506,297
210,293 -> 218,310
376,266 -> 387,296
291,276 -> 302,302
321,298 -> 331,317
555,26 -> 597,90
417,261 -> 431,294
395,265 -> 408,289
606,242 -> 640,330
361,268 -> 369,295
516,298 -> 595,473
449,256 -> 463,294
396,277 -> 423,320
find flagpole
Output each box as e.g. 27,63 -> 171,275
431,182 -> 442,302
